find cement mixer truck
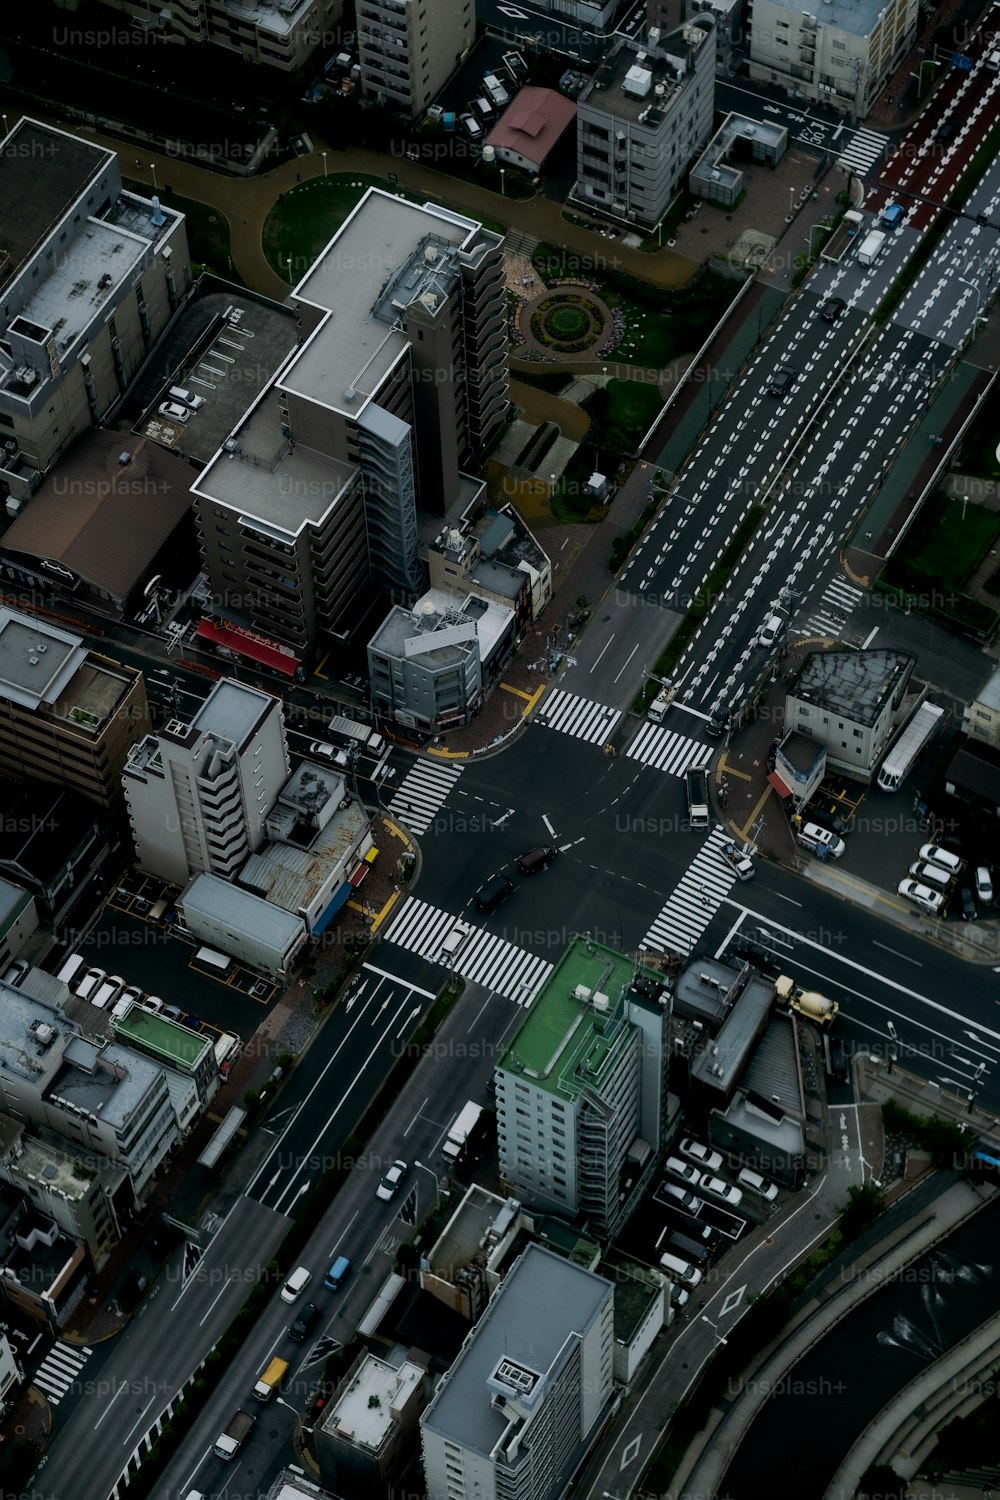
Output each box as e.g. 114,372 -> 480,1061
775,974 -> 839,1027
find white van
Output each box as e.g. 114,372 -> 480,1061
92,978 -> 121,1010
798,822 -> 846,859
76,967 -> 105,1001
57,953 -> 86,988
659,1252 -> 702,1288
169,385 -> 205,409
280,1265 -> 312,1303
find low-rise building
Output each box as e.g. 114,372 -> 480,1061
0,1191 -> 87,1330
0,1115 -> 124,1269
0,783 -> 107,924
178,873 -> 308,979
427,501 -> 552,632
784,649 -> 917,783
421,1188 -> 525,1321
964,665 -> 1000,751
315,1349 -> 428,1496
67,0 -> 343,72
110,1008 -> 219,1131
607,1258 -> 668,1384
485,88 -> 578,175
690,112 -> 788,207
0,607 -> 150,817
747,0 -> 917,121
575,19 -> 716,230
420,1243 -> 615,1500
944,738 -> 1000,817
368,590 -> 515,733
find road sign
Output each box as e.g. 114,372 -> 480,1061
951,52 -> 973,70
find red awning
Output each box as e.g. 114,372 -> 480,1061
768,769 -> 793,798
349,863 -> 369,888
195,618 -> 298,678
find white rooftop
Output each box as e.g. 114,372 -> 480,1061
329,1355 -> 425,1452
191,678 -> 277,748
0,608 -> 86,709
15,219 -> 146,361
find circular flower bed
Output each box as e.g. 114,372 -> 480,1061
530,292 -> 607,353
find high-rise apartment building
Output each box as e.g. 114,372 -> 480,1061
575,20 -> 716,230
0,119 -> 191,500
420,1243 -> 615,1500
358,0 -> 474,119
57,0 -> 343,71
193,189 -> 509,658
496,939 -> 672,1239
0,607 -> 150,816
122,678 -> 289,885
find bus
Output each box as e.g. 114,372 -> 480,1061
877,701 -> 945,792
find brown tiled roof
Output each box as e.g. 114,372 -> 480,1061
485,87 -> 577,170
3,431 -> 193,601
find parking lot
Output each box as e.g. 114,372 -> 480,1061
73,896 -> 282,1042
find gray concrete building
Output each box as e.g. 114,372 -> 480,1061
358,0 -> 474,119
61,0 -> 343,71
0,119 -> 191,500
574,19 -> 716,230
964,664 -> 1000,752
784,649 -> 917,783
178,873 -> 308,979
0,1116 -> 124,1269
123,678 -> 289,886
315,1350 -> 428,1496
368,588 -> 514,732
747,0 -> 917,118
420,1243 -> 615,1500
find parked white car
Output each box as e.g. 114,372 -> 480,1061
700,1175 -> 743,1207
678,1138 -> 723,1173
665,1156 -> 702,1187
158,401 -> 190,423
897,878 -> 944,915
918,843 -> 962,875
975,865 -> 994,905
737,1167 -> 779,1202
799,822 -> 846,859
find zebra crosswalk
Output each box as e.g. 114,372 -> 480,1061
800,577 -> 864,639
836,126 -> 889,178
641,828 -> 739,959
383,897 -> 552,1006
536,688 -> 621,744
387,760 -> 463,834
626,722 -> 709,777
32,1341 -> 92,1405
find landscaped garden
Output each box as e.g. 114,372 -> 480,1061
877,490 -> 1000,640
530,292 -> 608,353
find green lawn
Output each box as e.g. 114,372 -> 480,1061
604,378 -> 664,442
602,283 -> 729,366
892,491 -> 1000,588
958,380 -> 1000,479
261,174 -> 422,281
124,182 -> 243,284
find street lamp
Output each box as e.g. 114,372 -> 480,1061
701,1315 -> 728,1346
958,276 -> 984,329
886,1020 -> 898,1075
414,1159 -> 441,1201
499,167 -> 506,197
1,114 -> 8,138
287,255 -> 293,284
805,221 -> 831,256
275,1396 -> 314,1433
320,150 -> 328,177
150,162 -> 158,191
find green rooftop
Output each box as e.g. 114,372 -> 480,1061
112,1007 -> 211,1069
499,938 -> 665,1099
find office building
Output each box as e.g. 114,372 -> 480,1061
193,189 -> 509,659
368,589 -> 514,732
420,1243 -> 614,1500
0,979 -> 179,1201
64,0 -> 343,71
575,20 -> 716,230
784,649 -> 917,782
496,938 -> 672,1239
747,0 -> 917,118
123,679 -> 289,886
358,0 -> 474,120
0,119 -> 191,500
0,607 -> 150,816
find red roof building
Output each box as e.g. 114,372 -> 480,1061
485,87 -> 577,174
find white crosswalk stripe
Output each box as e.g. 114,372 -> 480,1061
387,761 -> 463,834
626,723 -> 709,777
801,576 -> 864,638
836,127 -> 889,177
383,897 -> 552,1006
537,688 -> 621,744
640,828 -> 739,959
32,1341 -> 92,1405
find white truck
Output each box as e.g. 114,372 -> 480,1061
857,229 -> 888,267
775,974 -> 839,1027
328,714 -> 385,755
442,1100 -> 484,1163
876,701 -> 944,792
722,841 -> 755,881
215,1408 -> 255,1460
647,684 -> 675,723
686,765 -> 710,830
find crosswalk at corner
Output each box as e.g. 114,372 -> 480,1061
536,688 -> 621,744
31,1342 -> 92,1405
387,760 -> 463,834
626,722 -> 709,777
799,577 -> 863,639
836,126 -> 889,177
641,827 -> 740,958
383,897 -> 552,1006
